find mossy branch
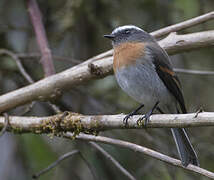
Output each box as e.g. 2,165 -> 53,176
0,112 -> 214,134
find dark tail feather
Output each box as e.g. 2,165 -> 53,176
171,128 -> 199,166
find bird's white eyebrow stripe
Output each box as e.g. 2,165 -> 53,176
112,25 -> 143,34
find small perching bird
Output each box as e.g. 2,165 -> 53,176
104,25 -> 199,167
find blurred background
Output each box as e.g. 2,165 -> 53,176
0,0 -> 214,179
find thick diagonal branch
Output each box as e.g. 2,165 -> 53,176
0,30 -> 214,113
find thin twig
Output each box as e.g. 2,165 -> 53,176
27,0 -> 55,76
194,107 -> 204,118
78,151 -> 98,180
0,113 -> 9,137
47,102 -> 62,114
17,53 -> 82,64
19,102 -> 36,116
32,150 -> 79,179
174,68 -> 214,75
89,141 -> 136,180
32,150 -> 97,180
64,133 -> 214,179
151,11 -> 214,38
0,49 -> 34,83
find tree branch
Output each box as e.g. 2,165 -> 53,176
151,11 -> 214,38
174,68 -> 214,75
64,133 -> 214,179
0,29 -> 214,113
14,53 -> 214,75
0,49 -> 34,83
0,112 -> 214,133
0,113 -> 9,137
88,11 -> 214,61
32,150 -> 80,179
1,112 -> 213,178
1,11 -> 212,179
159,31 -> 214,54
33,149 -> 98,180
27,0 -> 55,76
14,53 -> 214,76
0,49 -> 61,114
17,53 -> 82,64
89,142 -> 136,180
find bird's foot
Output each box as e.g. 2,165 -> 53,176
137,110 -> 152,127
137,101 -> 159,128
123,112 -> 135,127
194,107 -> 204,118
123,104 -> 144,127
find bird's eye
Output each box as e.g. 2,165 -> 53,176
125,30 -> 130,34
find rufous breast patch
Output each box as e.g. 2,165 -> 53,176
113,42 -> 145,72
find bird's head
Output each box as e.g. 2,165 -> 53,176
104,25 -> 153,47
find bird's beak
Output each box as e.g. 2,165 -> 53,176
103,34 -> 115,40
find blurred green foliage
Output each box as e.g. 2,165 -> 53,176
18,134 -> 57,180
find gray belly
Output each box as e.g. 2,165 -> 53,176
115,61 -> 176,113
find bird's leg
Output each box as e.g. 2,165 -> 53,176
137,101 -> 159,127
194,107 -> 203,118
123,104 -> 144,126
156,107 -> 164,114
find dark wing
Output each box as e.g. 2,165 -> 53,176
146,43 -> 187,113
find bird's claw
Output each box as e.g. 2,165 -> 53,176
123,104 -> 145,127
137,102 -> 159,127
137,111 -> 152,127
194,107 -> 203,118
123,114 -> 133,127
137,116 -> 144,126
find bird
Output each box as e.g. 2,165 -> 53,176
104,25 -> 199,167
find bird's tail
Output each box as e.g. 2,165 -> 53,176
171,128 -> 199,166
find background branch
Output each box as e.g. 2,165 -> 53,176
33,149 -> 98,180
174,68 -> 214,75
151,11 -> 214,38
27,0 -> 55,76
0,113 -> 9,137
0,49 -> 34,83
0,30 -> 214,113
64,132 -> 214,179
87,11 -> 214,62
1,112 -> 213,178
88,142 -> 136,180
32,150 -> 80,179
17,53 -> 82,64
